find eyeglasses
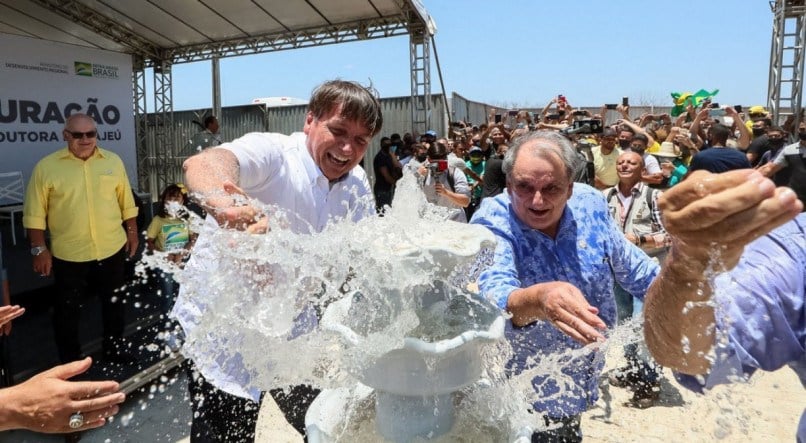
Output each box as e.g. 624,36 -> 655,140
68,130 -> 97,139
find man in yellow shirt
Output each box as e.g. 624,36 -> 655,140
23,114 -> 139,365
591,127 -> 623,189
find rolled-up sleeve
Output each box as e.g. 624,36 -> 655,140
22,165 -> 48,230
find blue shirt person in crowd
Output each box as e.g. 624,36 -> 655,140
643,169 -> 805,442
471,131 -> 658,441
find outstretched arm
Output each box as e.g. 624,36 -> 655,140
643,170 -> 801,375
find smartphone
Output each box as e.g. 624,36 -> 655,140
508,110 -> 519,116
494,114 -> 502,123
734,105 -> 743,113
573,110 -> 587,116
622,97 -> 629,106
709,102 -> 720,109
605,104 -> 618,110
709,108 -> 726,117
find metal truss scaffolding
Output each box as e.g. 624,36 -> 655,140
409,22 -> 431,136
152,60 -> 174,196
768,0 -> 806,127
132,56 -> 148,192
28,0 -> 434,197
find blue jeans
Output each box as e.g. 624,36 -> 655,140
159,271 -> 178,315
613,283 -> 659,383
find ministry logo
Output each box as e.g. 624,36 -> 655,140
74,61 -> 119,79
74,61 -> 92,76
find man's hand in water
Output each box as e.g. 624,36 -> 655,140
214,181 -> 269,234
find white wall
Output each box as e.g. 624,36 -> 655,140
0,33 -> 136,187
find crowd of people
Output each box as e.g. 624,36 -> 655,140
2,83 -> 804,443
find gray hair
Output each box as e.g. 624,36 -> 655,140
502,131 -> 580,181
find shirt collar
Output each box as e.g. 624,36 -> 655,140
58,146 -> 104,160
298,133 -> 351,185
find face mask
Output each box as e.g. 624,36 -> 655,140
752,128 -> 766,137
416,154 -> 427,162
800,132 -> 806,141
618,139 -> 631,148
165,200 -> 185,218
769,138 -> 785,147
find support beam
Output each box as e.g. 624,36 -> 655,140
767,0 -> 806,129
152,60 -> 175,198
212,57 -> 222,122
132,55 -> 148,194
409,24 -> 431,136
159,17 -> 409,66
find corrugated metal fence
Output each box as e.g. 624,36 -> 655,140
142,94 -> 447,199
142,95 -> 682,200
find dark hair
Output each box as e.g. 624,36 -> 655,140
602,127 -> 617,138
709,124 -> 731,145
619,125 -> 635,135
380,137 -> 392,150
390,133 -> 401,140
203,115 -> 217,128
156,184 -> 188,218
427,142 -> 449,159
308,80 -> 383,136
767,126 -> 785,134
632,133 -> 649,145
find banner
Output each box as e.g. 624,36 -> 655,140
0,33 -> 136,187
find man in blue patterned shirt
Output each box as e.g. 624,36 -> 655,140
471,131 -> 659,441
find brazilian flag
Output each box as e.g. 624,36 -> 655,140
670,89 -> 719,116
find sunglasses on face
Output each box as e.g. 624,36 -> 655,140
68,130 -> 97,139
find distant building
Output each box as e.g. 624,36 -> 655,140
250,96 -> 307,107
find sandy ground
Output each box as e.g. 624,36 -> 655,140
0,354 -> 801,442
256,356 -> 804,442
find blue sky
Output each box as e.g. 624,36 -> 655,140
165,0 -> 774,111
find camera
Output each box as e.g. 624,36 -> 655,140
427,159 -> 449,179
566,119 -> 603,135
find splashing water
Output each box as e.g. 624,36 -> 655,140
131,173 -> 784,441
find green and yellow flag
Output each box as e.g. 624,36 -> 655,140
670,89 -> 719,116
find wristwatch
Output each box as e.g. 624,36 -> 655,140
30,245 -> 48,256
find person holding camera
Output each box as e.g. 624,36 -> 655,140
416,142 -> 471,222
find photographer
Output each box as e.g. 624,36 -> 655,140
416,142 -> 471,222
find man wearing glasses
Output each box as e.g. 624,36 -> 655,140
23,113 -> 139,366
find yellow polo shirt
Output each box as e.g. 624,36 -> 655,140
23,147 -> 138,262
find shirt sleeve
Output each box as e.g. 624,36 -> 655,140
22,163 -> 49,230
772,144 -> 793,167
222,132 -> 286,194
146,217 -> 161,240
452,168 -> 471,196
117,161 -> 138,221
677,225 -> 806,390
472,200 -> 522,310
644,155 -> 661,174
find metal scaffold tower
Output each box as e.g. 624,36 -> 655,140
152,60 -> 174,195
768,0 -> 806,127
409,17 -> 432,136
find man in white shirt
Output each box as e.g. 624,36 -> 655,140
176,80 -> 382,441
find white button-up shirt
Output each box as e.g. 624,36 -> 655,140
172,131 -> 374,399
